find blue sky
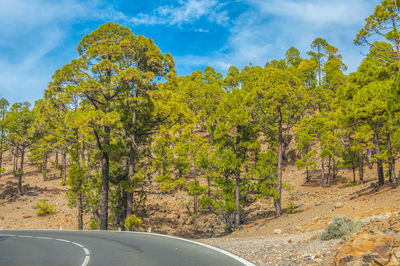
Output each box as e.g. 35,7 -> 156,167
0,0 -> 381,103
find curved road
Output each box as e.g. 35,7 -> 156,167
0,230 -> 255,266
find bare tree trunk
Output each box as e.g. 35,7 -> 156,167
62,151 -> 67,183
235,174 -> 241,227
42,153 -> 48,181
332,157 -> 337,179
17,146 -> 25,195
274,106 -> 283,217
328,156 -> 331,176
374,131 -> 385,187
359,153 -> 364,184
367,149 -> 374,169
126,149 -> 135,218
13,149 -> 18,172
0,139 -> 3,174
120,188 -> 127,231
78,192 -> 83,230
100,126 -> 110,230
386,133 -> 397,187
321,158 -> 326,187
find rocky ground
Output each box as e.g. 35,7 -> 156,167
201,230 -> 341,265
201,213 -> 400,265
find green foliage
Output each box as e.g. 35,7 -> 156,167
347,181 -> 360,187
321,217 -> 363,240
34,200 -> 55,216
2,2 -> 400,232
286,202 -> 297,214
124,214 -> 142,231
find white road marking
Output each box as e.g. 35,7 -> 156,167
0,234 -> 16,237
35,236 -> 53,240
55,238 -> 71,243
83,248 -> 90,255
131,232 -> 257,266
72,241 -> 84,248
82,255 -> 90,266
1,233 -> 90,266
1,229 -> 261,266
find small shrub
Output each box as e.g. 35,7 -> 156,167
12,169 -> 23,178
287,202 -> 297,214
347,181 -> 360,187
321,216 -> 362,240
34,199 -> 55,216
124,214 -> 142,231
89,218 -> 100,230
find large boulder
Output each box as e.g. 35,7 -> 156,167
336,232 -> 400,265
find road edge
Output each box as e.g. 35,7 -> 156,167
129,231 -> 257,266
0,229 -> 257,266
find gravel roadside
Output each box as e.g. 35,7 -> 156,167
200,230 -> 341,265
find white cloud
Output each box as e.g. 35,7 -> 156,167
176,0 -> 380,74
0,0 -> 121,103
245,0 -> 373,26
194,28 -> 210,33
128,0 -> 229,26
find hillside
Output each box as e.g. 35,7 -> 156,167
1,152 -> 399,265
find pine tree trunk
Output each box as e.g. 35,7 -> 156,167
386,133 -> 396,187
120,189 -> 127,231
328,157 -> 331,176
234,174 -> 241,227
17,146 -> 25,195
42,153 -> 48,181
55,152 -> 59,166
321,158 -> 326,187
333,157 -> 337,179
100,126 -> 110,230
127,96 -> 138,218
367,149 -> 374,169
127,149 -> 135,218
13,149 -> 18,172
0,139 -> 3,175
374,131 -> 385,186
306,166 -> 310,183
78,192 -> 83,230
194,195 -> 198,214
274,106 -> 283,217
352,166 -> 356,183
359,153 -> 364,184
62,151 -> 67,183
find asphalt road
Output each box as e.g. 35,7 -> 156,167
0,230 -> 255,266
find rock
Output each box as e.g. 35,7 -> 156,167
22,215 -> 32,219
335,202 -> 344,209
273,229 -> 282,235
314,258 -> 323,263
295,226 -> 303,232
336,232 -> 396,266
393,248 -> 400,258
315,202 -> 322,206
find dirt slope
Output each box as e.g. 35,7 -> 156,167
0,152 -> 399,246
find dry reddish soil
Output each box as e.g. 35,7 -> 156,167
1,153 -> 399,265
